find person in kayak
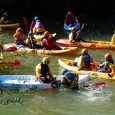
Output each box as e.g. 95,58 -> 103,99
41,31 -> 62,50
29,16 -> 39,32
73,48 -> 92,70
33,19 -> 45,35
97,53 -> 115,77
13,27 -> 27,46
35,57 -> 54,83
26,31 -> 43,49
60,69 -> 79,89
69,27 -> 86,43
0,12 -> 9,24
65,11 -> 76,25
111,30 -> 115,45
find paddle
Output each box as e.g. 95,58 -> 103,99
8,60 -> 20,66
23,17 -> 34,48
92,82 -> 106,87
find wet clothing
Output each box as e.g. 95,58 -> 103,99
33,20 -> 45,35
69,31 -> 86,42
41,37 -> 62,50
36,63 -> 54,83
76,54 -> 91,70
13,33 -> 27,46
98,59 -> 115,76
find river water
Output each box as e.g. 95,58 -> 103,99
0,15 -> 115,115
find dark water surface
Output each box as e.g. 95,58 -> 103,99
0,14 -> 115,115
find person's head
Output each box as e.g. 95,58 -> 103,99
16,27 -> 23,34
71,27 -> 76,32
44,31 -> 50,38
67,11 -> 72,16
34,16 -> 39,21
104,53 -> 113,61
42,57 -> 50,64
81,48 -> 88,54
3,12 -> 8,17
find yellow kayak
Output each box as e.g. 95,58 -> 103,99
58,58 -> 115,80
0,23 -> 20,29
3,43 -> 35,53
35,47 -> 78,55
3,43 -> 78,55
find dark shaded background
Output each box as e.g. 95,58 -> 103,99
0,0 -> 115,20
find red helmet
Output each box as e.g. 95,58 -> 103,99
71,27 -> 76,31
44,31 -> 50,37
104,53 -> 112,60
16,27 -> 23,32
81,48 -> 88,54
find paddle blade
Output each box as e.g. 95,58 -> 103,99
23,17 -> 28,29
8,60 -> 20,66
81,23 -> 85,30
92,82 -> 106,87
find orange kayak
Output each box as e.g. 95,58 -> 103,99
56,38 -> 115,50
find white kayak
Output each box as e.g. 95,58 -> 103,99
0,75 -> 90,90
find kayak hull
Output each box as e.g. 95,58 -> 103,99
3,43 -> 78,55
56,38 -> 115,50
0,75 -> 89,90
58,58 -> 115,80
0,23 -> 20,29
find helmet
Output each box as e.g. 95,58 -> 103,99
3,12 -> 8,16
16,27 -> 22,32
67,11 -> 72,16
81,48 -> 88,54
28,31 -> 33,36
44,31 -> 50,37
71,27 -> 76,31
104,53 -> 112,60
34,16 -> 39,21
42,57 -> 50,63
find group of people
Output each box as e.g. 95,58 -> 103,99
12,15 -> 62,50
1,11 -> 115,89
35,48 -> 115,89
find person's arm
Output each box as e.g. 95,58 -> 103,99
69,33 -> 73,42
77,56 -> 84,69
35,64 -> 42,78
13,33 -> 18,40
0,17 -> 5,24
108,63 -> 115,77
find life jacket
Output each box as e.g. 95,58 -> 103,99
41,63 -> 49,77
16,34 -> 25,44
82,54 -> 91,67
101,59 -> 114,72
35,21 -> 42,28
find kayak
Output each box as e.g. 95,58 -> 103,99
35,47 -> 78,55
3,43 -> 35,53
64,21 -> 81,31
0,23 -> 20,29
3,43 -> 78,55
0,75 -> 89,90
56,38 -> 115,50
58,58 -> 115,80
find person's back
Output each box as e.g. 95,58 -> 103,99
75,48 -> 91,70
